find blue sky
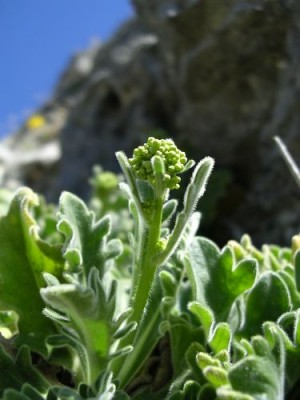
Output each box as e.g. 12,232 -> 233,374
0,1 -> 133,137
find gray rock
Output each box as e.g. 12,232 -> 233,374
1,0 -> 300,246
0,107 -> 65,193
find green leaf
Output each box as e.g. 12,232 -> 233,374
167,314 -> 204,376
2,391 -> 30,400
157,158 -> 214,265
58,192 -> 121,279
242,272 -> 292,337
183,157 -> 214,217
162,199 -> 178,223
136,179 -> 155,203
216,388 -> 253,400
5,375 -> 129,400
189,302 -> 231,353
186,342 -> 206,379
228,354 -> 282,400
159,270 -> 177,298
0,345 -> 49,397
294,250 -> 300,292
226,328 -> 286,400
3,384 -> 44,400
182,380 -> 201,399
278,269 -> 300,309
185,237 -> 257,322
269,313 -> 300,391
198,384 -> 216,400
202,366 -> 228,387
43,267 -> 133,386
0,188 -> 57,354
41,268 -> 115,384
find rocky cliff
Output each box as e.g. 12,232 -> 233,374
1,0 -> 299,245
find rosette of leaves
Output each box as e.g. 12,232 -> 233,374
1,136 -> 300,399
0,137 -> 215,398
174,233 -> 300,399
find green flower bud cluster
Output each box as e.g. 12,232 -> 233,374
95,171 -> 119,191
129,137 -> 188,190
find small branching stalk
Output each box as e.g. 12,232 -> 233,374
113,137 -> 214,386
117,138 -> 213,323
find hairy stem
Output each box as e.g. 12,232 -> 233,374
113,191 -> 164,387
130,196 -> 163,323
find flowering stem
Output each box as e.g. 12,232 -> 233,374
130,195 -> 164,324
113,137 -> 203,387
112,194 -> 164,389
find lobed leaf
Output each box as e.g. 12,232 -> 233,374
189,302 -> 231,354
0,345 -> 49,397
185,237 -> 257,323
41,268 -> 123,385
242,271 -> 292,337
0,188 -> 57,354
58,192 -> 122,280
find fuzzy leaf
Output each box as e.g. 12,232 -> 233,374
158,158 -> 214,265
162,199 -> 178,223
278,269 -> 300,309
216,388 -> 253,400
159,270 -> 177,298
198,384 -> 216,400
203,366 -> 228,387
182,380 -> 201,399
42,267 -> 132,386
186,342 -> 206,378
41,272 -> 112,383
228,328 -> 285,400
189,302 -> 231,353
58,192 -> 120,278
167,314 -> 205,376
242,271 -> 292,337
136,179 -> 154,203
228,355 -> 282,400
268,314 -> 300,391
3,384 -> 46,400
0,345 -> 49,397
185,237 -> 257,322
183,157 -> 214,216
0,188 -> 57,354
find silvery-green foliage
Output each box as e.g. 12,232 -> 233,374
0,137 -> 299,399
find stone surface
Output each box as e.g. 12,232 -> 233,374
1,0 -> 299,245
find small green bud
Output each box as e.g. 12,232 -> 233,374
292,234 -> 300,255
129,137 -> 191,190
157,238 -> 168,251
152,155 -> 165,175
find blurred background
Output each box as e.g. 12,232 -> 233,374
0,0 -> 299,246
0,0 -> 133,137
